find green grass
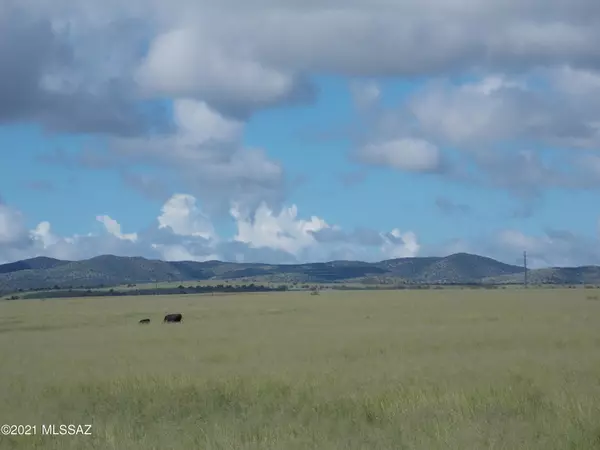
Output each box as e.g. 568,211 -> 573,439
1,289 -> 600,449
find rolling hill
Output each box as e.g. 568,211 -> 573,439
483,266 -> 600,285
0,256 -> 68,274
0,252 -> 598,295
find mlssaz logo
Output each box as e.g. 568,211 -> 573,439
42,424 -> 92,436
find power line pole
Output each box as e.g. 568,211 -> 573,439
523,251 -> 528,288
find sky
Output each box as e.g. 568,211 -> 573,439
2,0 -> 600,269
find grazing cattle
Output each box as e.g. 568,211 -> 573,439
139,318 -> 150,324
163,313 -> 182,323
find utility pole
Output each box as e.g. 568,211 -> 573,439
523,251 -> 528,288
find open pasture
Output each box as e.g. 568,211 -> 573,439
1,288 -> 600,449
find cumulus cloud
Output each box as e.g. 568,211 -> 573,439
422,224 -> 600,269
0,203 -> 29,246
2,192 -> 600,268
310,227 -> 420,260
96,215 -> 138,242
6,0 -> 600,269
0,4 -> 164,136
0,194 -> 421,265
409,74 -> 600,150
8,0 -> 600,129
136,2 -> 600,79
46,99 -> 287,215
8,1 -> 600,192
491,228 -> 600,268
352,71 -> 600,203
135,28 -> 316,118
409,76 -> 530,149
356,138 -> 445,174
381,230 -> 420,259
30,222 -> 59,249
157,194 -> 216,240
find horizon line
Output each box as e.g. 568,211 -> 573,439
1,252 -> 598,271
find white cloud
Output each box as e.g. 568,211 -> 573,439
425,226 -> 600,269
30,222 -> 59,248
0,194 -> 421,264
354,71 -> 600,199
101,99 -> 285,215
408,72 -> 600,150
11,0 -> 600,220
6,0 -> 600,270
112,99 -> 242,164
409,76 -> 531,148
0,204 -> 28,245
96,215 -> 138,242
9,0 -> 600,128
2,193 -> 600,268
357,138 -> 443,173
381,229 -> 420,259
157,194 -> 216,240
150,243 -> 219,262
550,66 -> 600,97
173,99 -> 243,144
492,229 -> 600,268
150,4 -> 600,80
349,80 -> 381,110
231,202 -> 330,255
135,28 -> 300,115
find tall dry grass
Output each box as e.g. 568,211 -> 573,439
1,289 -> 599,449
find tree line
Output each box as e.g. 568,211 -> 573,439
13,283 -> 290,300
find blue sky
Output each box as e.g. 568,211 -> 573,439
1,0 -> 600,268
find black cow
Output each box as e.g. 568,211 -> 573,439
163,313 -> 182,323
139,318 -> 150,324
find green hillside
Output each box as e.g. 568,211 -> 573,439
1,252 -> 598,295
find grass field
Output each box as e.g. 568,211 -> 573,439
1,289 -> 599,449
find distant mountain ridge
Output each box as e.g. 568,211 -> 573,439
0,253 -> 599,294
0,256 -> 68,274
